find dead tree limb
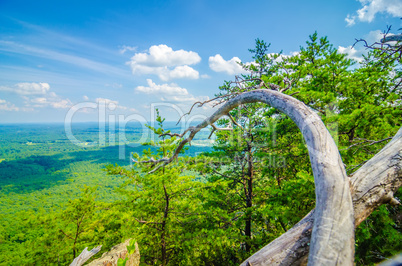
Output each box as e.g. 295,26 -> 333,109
382,34 -> 402,43
70,245 -> 102,266
240,126 -> 402,266
137,89 -> 355,265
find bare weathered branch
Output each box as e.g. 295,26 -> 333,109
240,126 -> 402,266
341,137 -> 393,151
139,88 -> 355,265
227,113 -> 244,130
70,245 -> 102,266
382,34 -> 402,43
176,92 -> 240,125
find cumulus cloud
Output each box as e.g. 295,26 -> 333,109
96,97 -> 118,106
29,92 -> 72,109
0,82 -> 72,109
164,65 -> 199,80
0,99 -> 19,111
208,53 -> 297,75
338,46 -> 364,62
338,30 -> 391,62
136,79 -> 188,95
135,79 -> 208,103
128,44 -> 201,81
131,44 -> 201,67
0,82 -> 50,95
365,30 -> 387,43
209,54 -> 248,75
95,97 -> 136,112
345,0 -> 402,26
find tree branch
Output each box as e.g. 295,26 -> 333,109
240,126 -> 402,266
138,88 -> 355,265
70,245 -> 102,266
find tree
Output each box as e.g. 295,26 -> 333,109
139,88 -> 356,265
137,34 -> 401,265
105,111 -> 212,265
59,186 -> 98,261
204,39 -> 281,255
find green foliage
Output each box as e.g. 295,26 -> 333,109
0,122 -> 211,265
355,188 -> 402,265
194,33 -> 401,263
117,239 -> 140,266
105,112 -> 218,265
0,33 -> 401,265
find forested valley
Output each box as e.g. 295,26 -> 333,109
1,32 -> 401,265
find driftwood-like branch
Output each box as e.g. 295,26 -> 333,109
341,137 -> 393,151
70,245 -> 102,266
240,126 -> 402,266
382,34 -> 402,43
139,89 -> 355,265
353,27 -> 402,64
176,92 -> 241,125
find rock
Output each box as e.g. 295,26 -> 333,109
87,239 -> 139,266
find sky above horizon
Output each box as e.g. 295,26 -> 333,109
0,0 -> 401,124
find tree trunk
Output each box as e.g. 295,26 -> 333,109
240,125 -> 402,265
245,144 -> 254,252
161,184 -> 169,266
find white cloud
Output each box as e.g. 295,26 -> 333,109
95,97 -> 136,112
0,99 -> 19,111
131,44 -> 201,67
129,65 -> 200,81
346,0 -> 402,26
135,79 -> 188,95
209,52 -> 300,75
345,14 -> 357,26
119,45 -> 137,54
128,44 -> 201,81
366,30 -> 386,43
338,30 -> 392,62
96,97 -> 119,105
209,54 -> 248,75
161,65 -> 199,80
0,82 -> 72,109
135,79 -> 208,104
29,92 -> 72,109
338,46 -> 364,62
0,82 -> 50,95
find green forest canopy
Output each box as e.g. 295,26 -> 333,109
0,32 -> 401,265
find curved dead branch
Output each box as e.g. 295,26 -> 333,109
137,89 -> 354,265
240,126 -> 402,266
382,34 -> 402,43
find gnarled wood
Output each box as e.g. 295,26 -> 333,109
241,126 -> 402,266
142,89 -> 355,265
382,34 -> 402,43
70,245 -> 102,266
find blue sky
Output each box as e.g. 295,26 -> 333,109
0,0 -> 401,123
